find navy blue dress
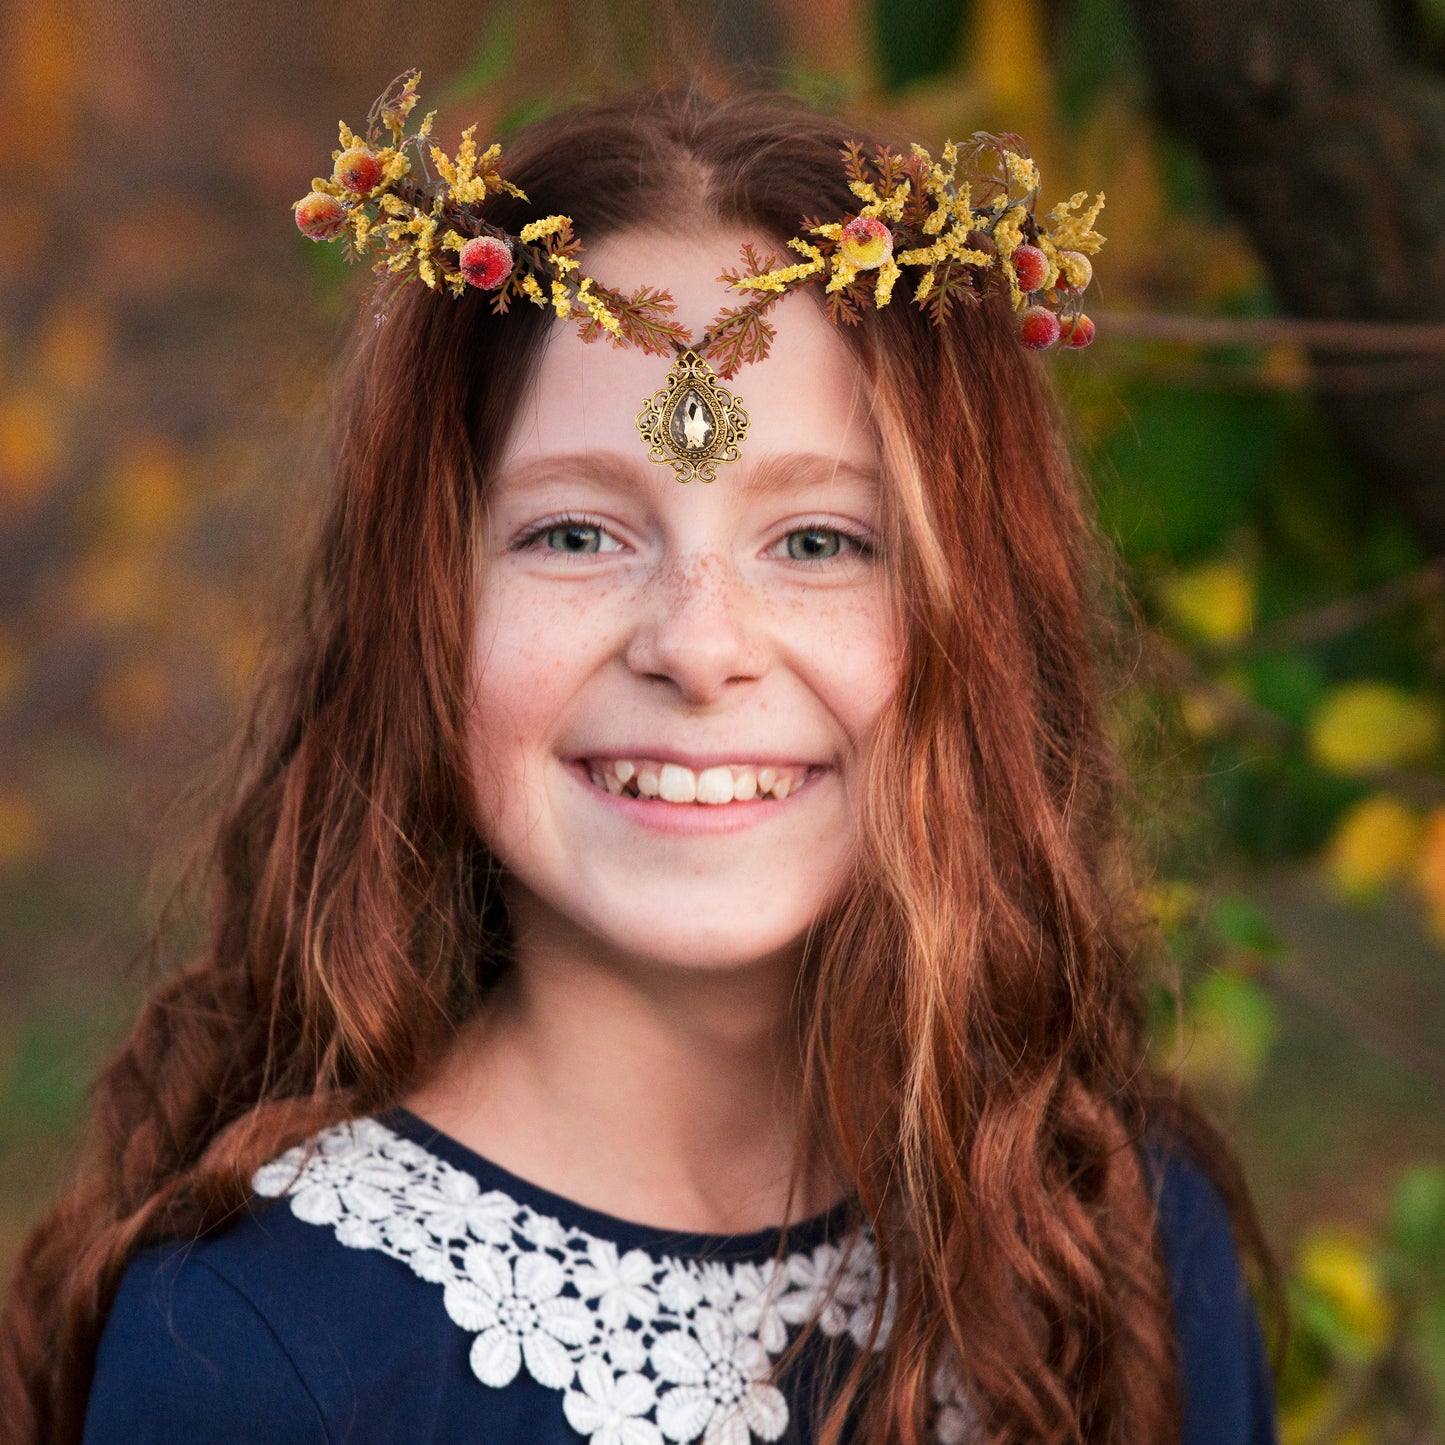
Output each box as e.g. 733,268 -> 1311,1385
83,1109 -> 1277,1444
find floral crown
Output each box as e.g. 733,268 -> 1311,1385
294,71 -> 1105,480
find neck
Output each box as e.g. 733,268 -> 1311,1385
406,900 -> 840,1234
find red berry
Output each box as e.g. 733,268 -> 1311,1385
1057,250 -> 1093,293
1061,313 -> 1096,349
1011,243 -> 1049,293
838,216 -> 894,270
334,146 -> 383,194
294,191 -> 348,241
1018,305 -> 1061,350
459,235 -> 514,290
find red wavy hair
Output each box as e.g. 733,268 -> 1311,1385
0,88 -> 1280,1444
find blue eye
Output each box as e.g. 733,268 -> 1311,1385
786,528 -> 843,561
778,526 -> 873,563
544,522 -> 605,553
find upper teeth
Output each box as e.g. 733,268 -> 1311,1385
585,758 -> 812,804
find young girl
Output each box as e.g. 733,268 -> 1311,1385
1,81 -> 1280,1445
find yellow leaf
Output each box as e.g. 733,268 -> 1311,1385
1412,807 -> 1445,938
0,388 -> 64,507
1298,1228 -> 1394,1352
970,0 -> 1048,119
1324,794 -> 1421,902
1144,878 -> 1198,934
1279,1385 -> 1336,1445
1158,561 -> 1254,644
1309,683 -> 1442,775
108,439 -> 189,541
1178,686 -> 1226,740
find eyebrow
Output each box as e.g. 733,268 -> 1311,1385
491,450 -> 882,501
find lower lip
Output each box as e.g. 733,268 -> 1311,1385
563,761 -> 829,835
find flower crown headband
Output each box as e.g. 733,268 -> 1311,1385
294,70 -> 1105,482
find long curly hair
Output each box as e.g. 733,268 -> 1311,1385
1,88 -> 1280,1444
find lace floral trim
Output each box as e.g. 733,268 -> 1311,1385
253,1118 -> 979,1445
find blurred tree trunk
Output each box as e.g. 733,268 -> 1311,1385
1126,0 -> 1445,549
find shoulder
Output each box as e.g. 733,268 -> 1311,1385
84,1222 -> 329,1444
84,1180 -> 468,1444
1144,1137 -> 1279,1445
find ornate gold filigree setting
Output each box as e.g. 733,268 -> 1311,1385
635,350 -> 752,483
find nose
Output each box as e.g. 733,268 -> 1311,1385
624,550 -> 768,705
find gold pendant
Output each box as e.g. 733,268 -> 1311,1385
635,349 -> 750,483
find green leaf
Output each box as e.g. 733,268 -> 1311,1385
1387,1166 -> 1445,1279
1210,895 -> 1284,954
442,3 -> 517,101
872,0 -> 970,91
1056,0 -> 1143,123
1413,1294 -> 1445,1416
1093,386 -> 1285,565
1185,969 -> 1280,1092
1241,652 -> 1326,730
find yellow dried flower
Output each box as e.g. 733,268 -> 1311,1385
874,257 -> 902,307
430,127 -> 516,206
728,238 -> 826,293
378,148 -> 411,187
993,204 -> 1027,259
518,214 -> 573,244
550,280 -> 572,320
825,255 -> 860,294
520,274 -> 546,306
1004,152 -> 1040,196
577,277 -> 623,337
1047,191 -> 1107,254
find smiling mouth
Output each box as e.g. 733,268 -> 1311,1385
581,757 -> 821,804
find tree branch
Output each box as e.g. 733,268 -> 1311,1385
1125,0 -> 1445,547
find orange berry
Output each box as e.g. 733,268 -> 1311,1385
459,235 -> 514,290
838,216 -> 893,270
334,146 -> 383,194
1062,313 -> 1096,348
294,191 -> 348,241
1011,243 -> 1049,293
1018,305 -> 1061,349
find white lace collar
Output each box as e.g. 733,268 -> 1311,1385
252,1114 -> 978,1445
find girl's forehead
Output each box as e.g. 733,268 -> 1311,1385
498,227 -> 881,482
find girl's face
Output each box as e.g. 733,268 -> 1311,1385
468,227 -> 902,974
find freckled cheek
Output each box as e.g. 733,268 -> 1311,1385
780,591 -> 904,738
464,580 -> 629,783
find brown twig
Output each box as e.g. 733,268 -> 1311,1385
1237,563 -> 1445,655
1093,311 -> 1445,354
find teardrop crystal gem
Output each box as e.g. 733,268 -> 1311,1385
668,389 -> 716,452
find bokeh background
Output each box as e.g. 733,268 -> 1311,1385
3,0 -> 1445,1438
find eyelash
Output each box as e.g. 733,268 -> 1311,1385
511,511 -> 877,564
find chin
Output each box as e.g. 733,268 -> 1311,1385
571,896 -> 821,973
